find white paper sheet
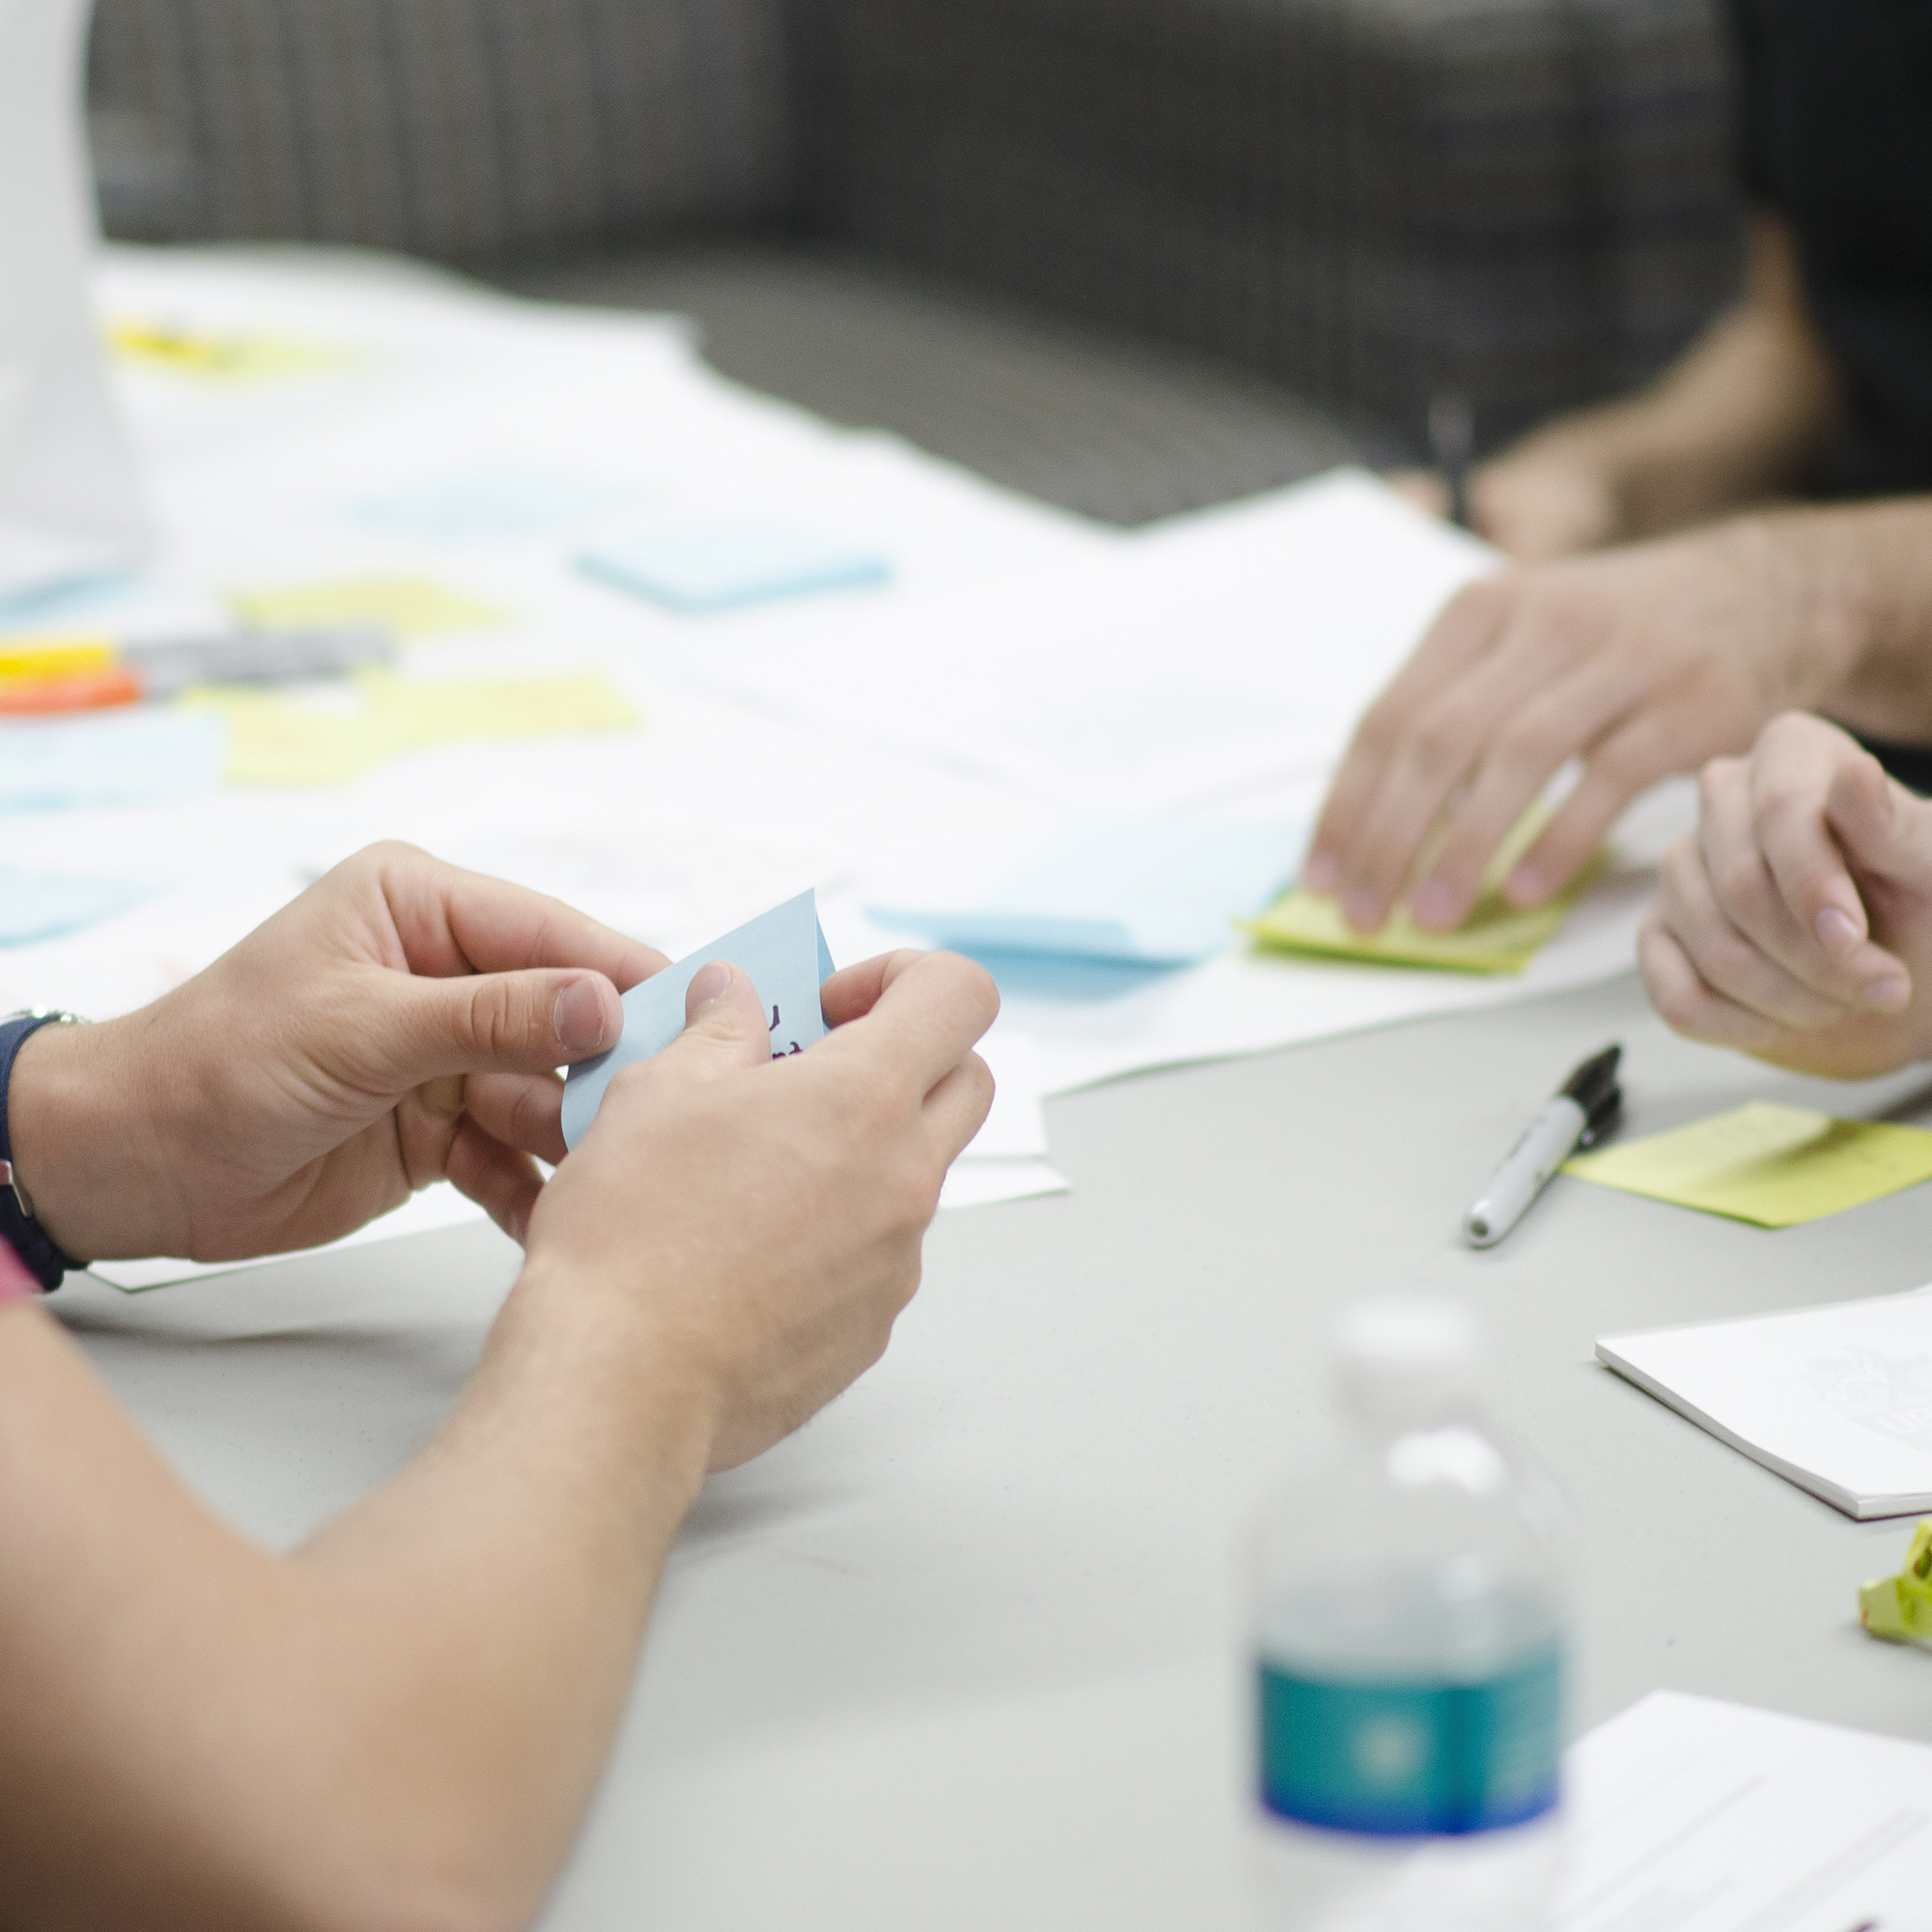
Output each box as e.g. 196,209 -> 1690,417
1554,1690 -> 1932,1931
1598,1284 -> 1932,1520
4,248 -> 1685,1284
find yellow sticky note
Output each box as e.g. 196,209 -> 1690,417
229,577 -> 509,639
184,670 -> 640,786
1564,1100 -> 1932,1228
107,319 -> 350,381
1244,810 -> 1600,975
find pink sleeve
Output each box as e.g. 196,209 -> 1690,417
0,1242 -> 42,1308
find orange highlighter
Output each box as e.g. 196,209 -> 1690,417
0,641 -> 141,714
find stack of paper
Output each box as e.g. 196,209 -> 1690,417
1598,1285 -> 1932,1518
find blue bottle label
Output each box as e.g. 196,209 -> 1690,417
1258,1644 -> 1561,1837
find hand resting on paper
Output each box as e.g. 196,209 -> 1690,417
1640,714 -> 1932,1079
1302,520 -> 1852,940
0,853 -> 996,1926
7,840 -> 668,1262
528,945 -> 997,1470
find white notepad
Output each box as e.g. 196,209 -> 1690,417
1598,1286 -> 1932,1519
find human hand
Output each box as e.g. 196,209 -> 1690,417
1303,518 -> 1858,935
1640,714 -> 1932,1078
9,842 -> 666,1263
518,947 -> 996,1470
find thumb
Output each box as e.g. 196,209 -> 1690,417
1826,753 -> 1926,887
653,960 -> 775,1079
378,967 -> 624,1087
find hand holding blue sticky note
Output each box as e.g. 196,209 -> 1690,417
869,813 -> 1306,967
561,890 -> 837,1150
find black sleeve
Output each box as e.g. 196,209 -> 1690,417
1725,0 -> 1776,206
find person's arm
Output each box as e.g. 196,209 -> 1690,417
0,944 -> 997,1932
1304,493 -> 1932,937
1394,213 -> 1845,560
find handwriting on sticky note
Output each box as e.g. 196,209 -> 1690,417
1565,1100 -> 1932,1228
229,577 -> 509,639
561,891 -> 835,1150
1245,809 -> 1598,975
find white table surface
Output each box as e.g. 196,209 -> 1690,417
61,970 -> 1932,1928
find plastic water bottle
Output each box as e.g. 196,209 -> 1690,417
1246,1293 -> 1569,1930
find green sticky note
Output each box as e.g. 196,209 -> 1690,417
1564,1100 -> 1932,1228
1243,810 -> 1600,975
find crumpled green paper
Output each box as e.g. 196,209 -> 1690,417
1859,1520 -> 1932,1645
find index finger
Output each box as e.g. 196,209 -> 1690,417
364,843 -> 668,990
1305,576 -> 1519,893
819,950 -> 1001,1094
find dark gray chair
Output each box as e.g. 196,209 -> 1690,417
88,0 -> 1744,525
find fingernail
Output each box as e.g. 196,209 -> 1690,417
1344,889 -> 1381,932
1815,906 -> 1861,955
1865,974 -> 1910,1012
1303,851 -> 1340,895
686,960 -> 733,1015
1505,863 -> 1543,905
1410,879 -> 1456,930
554,978 -> 610,1052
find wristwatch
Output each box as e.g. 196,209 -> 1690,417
0,1009 -> 89,1292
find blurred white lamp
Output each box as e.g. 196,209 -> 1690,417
0,0 -> 152,607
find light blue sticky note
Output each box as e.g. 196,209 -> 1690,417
0,711 -> 227,813
576,519 -> 891,613
0,867 -> 157,945
342,467 -> 648,545
561,889 -> 836,1151
870,813 -> 1307,966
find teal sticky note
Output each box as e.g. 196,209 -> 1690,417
0,711 -> 227,812
576,519 -> 891,612
869,813 -> 1307,966
561,889 -> 836,1150
343,467 -> 648,545
0,867 -> 156,945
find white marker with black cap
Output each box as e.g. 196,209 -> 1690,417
1464,1044 -> 1622,1248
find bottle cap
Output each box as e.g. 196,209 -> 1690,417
1331,1293 -> 1481,1429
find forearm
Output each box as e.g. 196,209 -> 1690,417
0,1273 -> 710,1932
1577,301 -> 1840,537
1488,213 -> 1842,546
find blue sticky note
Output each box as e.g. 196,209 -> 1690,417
0,867 -> 156,945
561,889 -> 836,1150
870,813 -> 1307,966
576,519 -> 891,613
343,467 -> 648,545
0,711 -> 227,813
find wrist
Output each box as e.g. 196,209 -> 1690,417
493,1260 -> 721,1504
7,1013 -> 170,1262
1719,510 -> 1878,711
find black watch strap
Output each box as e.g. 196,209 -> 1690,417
0,1012 -> 87,1292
